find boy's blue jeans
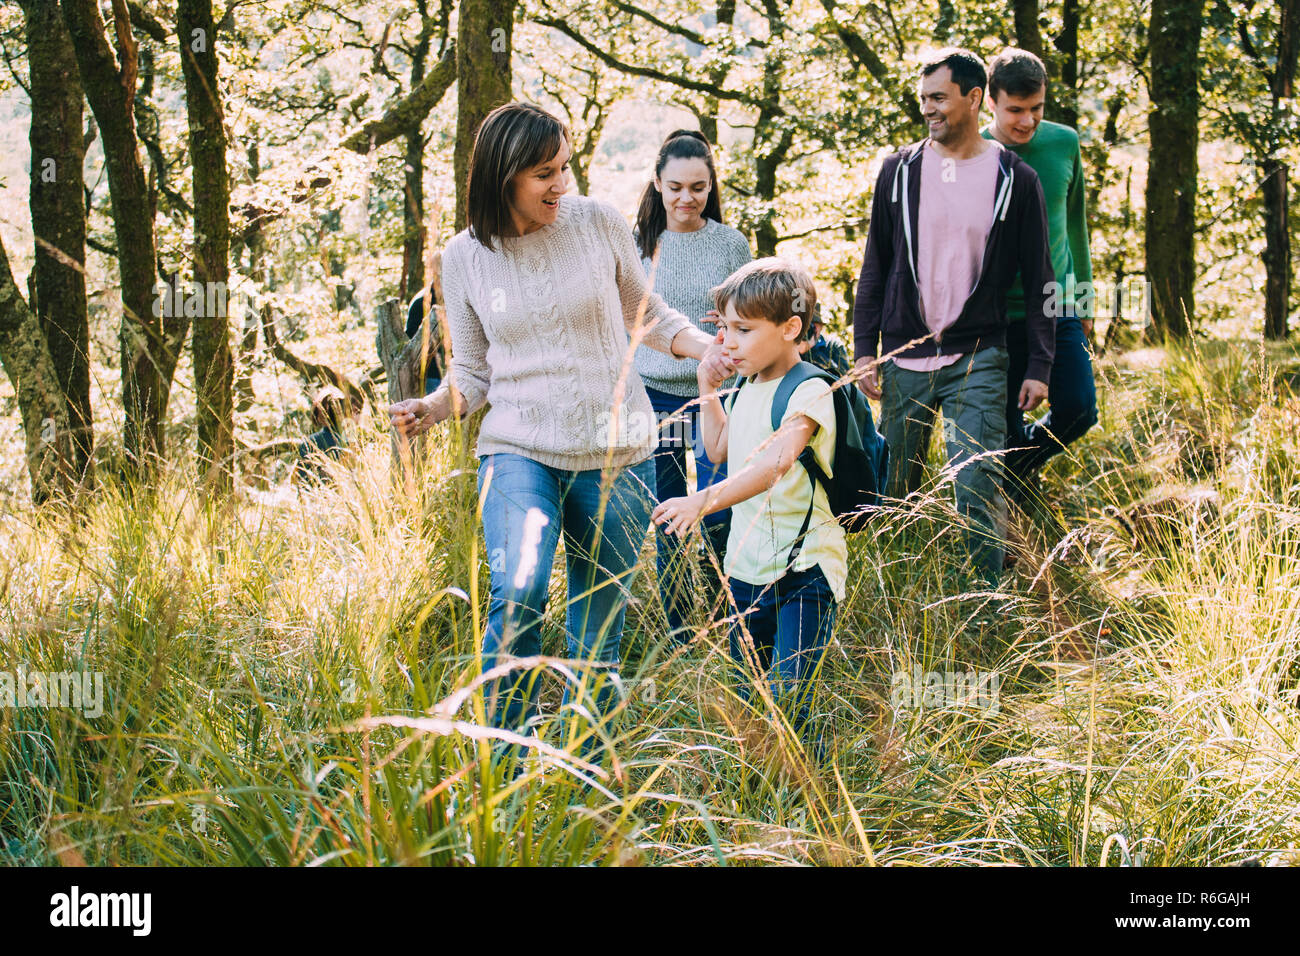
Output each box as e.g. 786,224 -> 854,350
477,453 -> 656,756
645,385 -> 730,642
1004,317 -> 1098,493
726,564 -> 836,736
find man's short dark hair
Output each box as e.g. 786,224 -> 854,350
988,48 -> 1048,100
920,47 -> 988,99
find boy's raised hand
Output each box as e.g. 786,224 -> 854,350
697,330 -> 733,392
652,491 -> 709,538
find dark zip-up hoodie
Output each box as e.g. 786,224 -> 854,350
853,139 -> 1056,383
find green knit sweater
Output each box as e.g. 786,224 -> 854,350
982,119 -> 1093,322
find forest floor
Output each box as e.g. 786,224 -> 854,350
3,329 -> 1300,865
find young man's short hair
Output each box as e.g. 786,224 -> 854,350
988,48 -> 1048,101
920,47 -> 988,99
712,258 -> 818,339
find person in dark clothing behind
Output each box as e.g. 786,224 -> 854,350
406,283 -> 445,395
799,305 -> 852,378
295,385 -> 361,484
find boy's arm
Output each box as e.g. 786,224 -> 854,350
653,414 -> 818,536
700,416 -> 817,516
697,379 -> 729,464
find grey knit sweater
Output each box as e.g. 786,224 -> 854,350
634,218 -> 753,396
431,194 -> 696,471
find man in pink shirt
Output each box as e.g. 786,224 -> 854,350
852,48 -> 1055,580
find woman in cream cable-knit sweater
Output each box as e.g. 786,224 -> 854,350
389,103 -> 731,763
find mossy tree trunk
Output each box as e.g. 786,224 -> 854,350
62,0 -> 176,475
22,0 -> 92,483
0,237 -> 75,504
1145,0 -> 1205,342
454,0 -> 516,232
178,0 -> 233,491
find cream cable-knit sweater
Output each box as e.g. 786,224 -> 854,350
430,194 -> 695,471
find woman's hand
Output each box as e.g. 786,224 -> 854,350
388,396 -> 437,437
652,491 -> 710,538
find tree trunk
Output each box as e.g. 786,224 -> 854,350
401,15 -> 431,300
402,129 -> 426,299
0,237 -> 76,504
1010,0 -> 1045,58
233,140 -> 261,411
178,0 -> 233,490
753,0 -> 794,257
1144,0 -> 1204,342
1261,158 -> 1290,339
1054,0 -> 1080,129
1263,0 -> 1298,340
454,0 -> 516,231
61,0 -> 172,473
23,0 -> 92,483
699,0 -> 737,144
375,294 -> 442,485
1010,0 -> 1062,119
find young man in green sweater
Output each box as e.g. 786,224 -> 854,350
982,49 -> 1098,507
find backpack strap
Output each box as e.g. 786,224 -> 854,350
724,375 -> 749,416
769,361 -> 836,566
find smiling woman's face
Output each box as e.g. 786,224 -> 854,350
507,137 -> 572,236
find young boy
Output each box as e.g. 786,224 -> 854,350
652,258 -> 846,738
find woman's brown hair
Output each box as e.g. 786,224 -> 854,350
466,102 -> 572,250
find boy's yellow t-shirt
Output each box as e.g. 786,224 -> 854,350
722,376 -> 848,602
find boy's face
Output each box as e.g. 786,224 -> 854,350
718,301 -> 802,379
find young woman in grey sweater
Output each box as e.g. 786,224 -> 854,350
633,130 -> 752,642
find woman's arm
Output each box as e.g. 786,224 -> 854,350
388,244 -> 490,435
602,202 -> 701,354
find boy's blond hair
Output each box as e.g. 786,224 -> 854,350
711,257 -> 818,339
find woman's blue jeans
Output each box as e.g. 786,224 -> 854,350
476,452 -> 656,756
645,385 -> 730,642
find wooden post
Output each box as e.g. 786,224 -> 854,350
375,287 -> 444,488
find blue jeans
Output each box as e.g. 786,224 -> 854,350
477,453 -> 656,755
726,564 -> 836,737
1005,317 -> 1098,493
645,385 -> 730,642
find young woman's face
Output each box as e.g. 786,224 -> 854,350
507,137 -> 572,235
655,156 -> 712,232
